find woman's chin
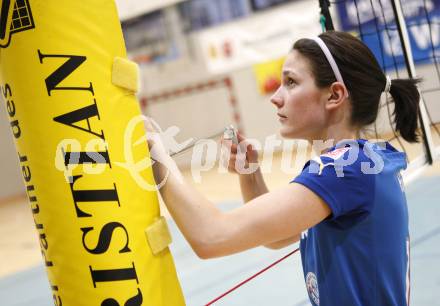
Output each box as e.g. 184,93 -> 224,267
279,127 -> 297,139
279,128 -> 309,141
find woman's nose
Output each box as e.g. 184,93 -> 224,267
270,89 -> 283,108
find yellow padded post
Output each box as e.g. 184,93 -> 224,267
0,1 -> 185,303
146,216 -> 173,255
112,57 -> 140,92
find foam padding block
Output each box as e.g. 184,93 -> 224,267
112,57 -> 140,92
146,216 -> 173,255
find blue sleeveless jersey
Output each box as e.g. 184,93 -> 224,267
293,139 -> 410,306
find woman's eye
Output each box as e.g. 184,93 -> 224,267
285,78 -> 295,87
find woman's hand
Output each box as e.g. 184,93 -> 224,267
221,132 -> 259,175
143,117 -> 181,187
143,117 -> 167,158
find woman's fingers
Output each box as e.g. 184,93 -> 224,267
228,156 -> 236,173
236,131 -> 245,143
221,137 -> 238,153
143,116 -> 157,133
221,131 -> 259,174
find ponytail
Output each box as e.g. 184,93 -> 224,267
389,78 -> 422,143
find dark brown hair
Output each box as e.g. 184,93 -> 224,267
293,31 -> 421,142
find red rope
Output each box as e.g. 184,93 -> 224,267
204,247 -> 300,305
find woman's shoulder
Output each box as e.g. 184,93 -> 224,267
302,139 -> 407,177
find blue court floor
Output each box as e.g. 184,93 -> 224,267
0,175 -> 439,305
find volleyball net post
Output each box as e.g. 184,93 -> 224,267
321,0 -> 439,167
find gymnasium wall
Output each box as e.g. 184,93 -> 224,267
1,0 -> 440,199
0,105 -> 23,199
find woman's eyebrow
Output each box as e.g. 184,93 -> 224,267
282,69 -> 299,77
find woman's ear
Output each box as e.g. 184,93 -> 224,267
325,82 -> 349,110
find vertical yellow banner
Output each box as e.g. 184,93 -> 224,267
0,0 -> 185,305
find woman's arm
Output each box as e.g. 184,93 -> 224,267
240,171 -> 301,250
152,153 -> 330,259
264,235 -> 300,250
239,169 -> 269,203
224,134 -> 297,249
223,132 -> 269,203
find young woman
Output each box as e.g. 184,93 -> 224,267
146,31 -> 420,306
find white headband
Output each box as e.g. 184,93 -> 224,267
384,75 -> 392,93
311,37 -> 346,86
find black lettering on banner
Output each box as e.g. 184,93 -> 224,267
1,83 -> 11,98
39,232 -> 49,250
10,119 -> 21,138
0,0 -> 11,41
65,151 -> 110,167
6,99 -> 15,116
81,222 -> 131,255
38,50 -> 94,96
53,100 -> 105,139
41,249 -> 54,267
31,203 -> 39,214
36,48 -> 140,300
51,285 -> 62,306
89,262 -> 139,288
22,165 -> 31,182
101,288 -> 143,306
34,223 -> 53,267
18,152 -> 27,163
16,153 -> 58,288
53,295 -> 62,306
2,84 -> 21,139
26,185 -> 37,202
35,221 -> 43,230
19,154 -> 39,213
69,175 -> 120,218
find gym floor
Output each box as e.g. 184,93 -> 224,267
0,158 -> 439,305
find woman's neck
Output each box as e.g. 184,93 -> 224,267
310,125 -> 358,156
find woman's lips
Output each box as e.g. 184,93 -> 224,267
278,113 -> 287,121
